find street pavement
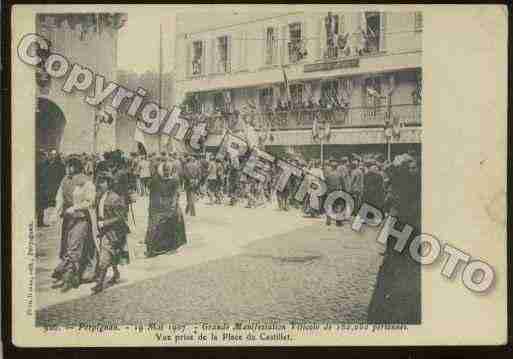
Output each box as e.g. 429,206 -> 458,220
36,194 -> 384,326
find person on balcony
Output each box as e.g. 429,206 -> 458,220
337,32 -> 350,57
275,98 -> 289,127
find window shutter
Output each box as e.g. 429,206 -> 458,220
360,12 -> 367,31
240,31 -> 247,70
301,21 -> 308,61
319,17 -> 326,60
273,26 -> 279,65
339,14 -> 345,34
272,84 -> 280,107
230,34 -> 238,72
202,39 -> 207,75
262,27 -> 267,66
379,12 -> 386,52
280,24 -> 288,65
414,12 -> 423,32
185,40 -> 191,77
227,35 -> 232,72
209,38 -> 216,74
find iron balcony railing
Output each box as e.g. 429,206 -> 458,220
204,103 -> 421,134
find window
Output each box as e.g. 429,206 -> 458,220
365,12 -> 381,54
259,87 -> 274,110
216,36 -> 230,73
265,27 -> 277,65
363,77 -> 384,111
213,92 -> 225,112
324,13 -> 339,59
321,81 -> 338,104
288,23 -> 307,63
414,12 -> 423,32
187,93 -> 202,113
290,84 -> 303,106
192,41 -> 203,75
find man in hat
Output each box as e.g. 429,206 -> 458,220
206,157 -> 218,204
336,156 -> 351,192
91,170 -> 130,294
362,162 -> 385,209
47,150 -> 66,207
183,154 -> 200,216
139,155 -> 151,196
349,157 -> 364,214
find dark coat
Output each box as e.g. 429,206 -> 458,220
36,159 -> 50,209
363,171 -> 385,209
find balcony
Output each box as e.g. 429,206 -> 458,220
205,104 -> 421,135
288,40 -> 307,63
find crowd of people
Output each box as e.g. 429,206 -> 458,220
36,147 -> 420,302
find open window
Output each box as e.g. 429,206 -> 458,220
265,27 -> 277,65
192,41 -> 203,75
321,80 -> 338,106
186,93 -> 202,114
324,13 -> 339,59
364,12 -> 381,54
216,36 -> 230,73
259,87 -> 274,110
213,92 -> 225,112
289,83 -> 303,106
288,22 -> 307,63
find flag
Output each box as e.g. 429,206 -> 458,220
282,67 -> 291,102
134,124 -> 147,155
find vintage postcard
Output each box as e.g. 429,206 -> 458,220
9,4 -> 507,347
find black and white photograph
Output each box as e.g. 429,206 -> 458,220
33,9 -> 422,327
8,4 -> 507,347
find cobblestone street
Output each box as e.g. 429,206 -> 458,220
36,195 -> 383,326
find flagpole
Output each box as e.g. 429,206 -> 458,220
320,135 -> 324,169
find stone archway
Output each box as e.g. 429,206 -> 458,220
36,97 -> 66,153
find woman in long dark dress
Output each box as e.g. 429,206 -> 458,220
144,161 -> 187,258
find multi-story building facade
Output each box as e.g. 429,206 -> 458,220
175,11 -> 422,158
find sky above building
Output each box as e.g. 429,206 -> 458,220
117,11 -> 176,74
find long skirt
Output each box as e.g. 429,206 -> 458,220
145,208 -> 187,257
53,213 -> 97,285
98,229 -> 128,270
367,248 -> 421,324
